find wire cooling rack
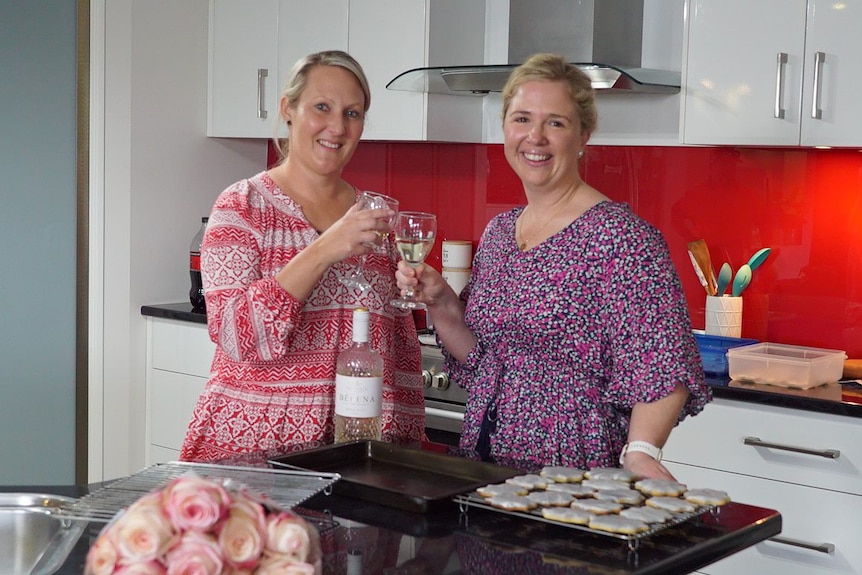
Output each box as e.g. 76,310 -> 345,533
55,461 -> 340,523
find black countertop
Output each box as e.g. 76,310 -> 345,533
142,302 -> 862,421
3,462 -> 781,575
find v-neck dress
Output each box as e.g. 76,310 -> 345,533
444,201 -> 711,470
180,172 -> 424,462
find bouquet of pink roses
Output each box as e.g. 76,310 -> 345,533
85,473 -> 321,575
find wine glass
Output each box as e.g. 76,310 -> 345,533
341,191 -> 399,291
390,211 -> 437,310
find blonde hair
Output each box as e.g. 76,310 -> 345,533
501,53 -> 597,136
272,50 -> 371,161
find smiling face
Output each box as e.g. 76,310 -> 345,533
503,79 -> 590,194
281,64 -> 366,177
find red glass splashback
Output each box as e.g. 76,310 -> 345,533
270,142 -> 862,358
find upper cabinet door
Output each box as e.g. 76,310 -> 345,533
681,0 -> 808,146
208,0 -> 348,139
348,0 -> 428,141
799,0 -> 862,147
207,0 -> 279,138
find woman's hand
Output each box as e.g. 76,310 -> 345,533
621,451 -> 677,481
395,259 -> 450,307
317,202 -> 394,265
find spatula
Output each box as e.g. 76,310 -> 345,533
687,239 -> 717,296
716,262 -> 732,296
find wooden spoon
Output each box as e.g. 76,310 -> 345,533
687,239 -> 717,296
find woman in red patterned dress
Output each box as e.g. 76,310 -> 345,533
180,51 -> 425,462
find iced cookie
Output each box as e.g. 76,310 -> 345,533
684,488 -> 731,506
540,466 -> 586,483
634,478 -> 687,497
527,490 -> 574,507
570,499 -> 623,515
594,488 -> 645,506
645,496 -> 696,514
588,515 -> 649,535
620,506 -> 673,524
584,467 -> 637,483
546,483 -> 596,498
486,494 -> 537,512
506,474 -> 549,490
541,507 -> 591,525
582,478 -> 630,492
476,483 -> 527,498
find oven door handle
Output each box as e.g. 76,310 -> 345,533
425,407 -> 465,421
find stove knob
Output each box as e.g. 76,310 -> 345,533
421,369 -> 432,388
431,372 -> 450,390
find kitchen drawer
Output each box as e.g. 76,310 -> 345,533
663,398 -> 862,495
665,462 -> 862,575
148,317 -> 214,378
147,369 -> 206,452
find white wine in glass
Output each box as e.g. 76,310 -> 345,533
391,211 -> 436,310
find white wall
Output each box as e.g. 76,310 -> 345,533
92,0 -> 266,481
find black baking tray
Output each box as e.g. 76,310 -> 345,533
268,440 -> 521,513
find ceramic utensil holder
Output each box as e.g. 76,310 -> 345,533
705,295 -> 743,338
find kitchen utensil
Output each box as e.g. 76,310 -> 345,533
732,264 -> 752,296
688,252 -> 710,293
747,247 -> 771,271
716,262 -> 733,296
687,239 -> 717,295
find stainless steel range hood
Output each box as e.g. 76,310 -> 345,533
387,0 -> 680,96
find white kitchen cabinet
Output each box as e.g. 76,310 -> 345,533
207,0 -> 348,138
348,0 -> 485,142
208,0 -> 484,141
681,0 -> 862,146
663,398 -> 862,574
145,318 -> 214,464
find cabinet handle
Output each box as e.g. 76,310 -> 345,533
769,536 -> 835,555
811,51 -> 825,119
743,436 -> 840,459
257,68 -> 269,119
774,52 -> 787,119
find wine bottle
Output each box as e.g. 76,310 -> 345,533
334,308 -> 383,443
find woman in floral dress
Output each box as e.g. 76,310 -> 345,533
396,54 -> 710,479
181,51 -> 424,462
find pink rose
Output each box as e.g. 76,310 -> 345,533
264,512 -> 315,562
218,496 -> 267,568
163,475 -> 230,532
111,495 -> 176,563
85,535 -> 119,575
165,530 -> 224,575
254,556 -> 316,575
114,560 -> 168,574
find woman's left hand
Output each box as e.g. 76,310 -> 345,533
621,451 -> 677,481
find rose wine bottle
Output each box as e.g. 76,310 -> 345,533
334,308 -> 383,443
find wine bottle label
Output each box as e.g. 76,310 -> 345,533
335,375 -> 383,418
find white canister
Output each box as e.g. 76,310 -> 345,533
442,267 -> 471,295
442,240 -> 473,270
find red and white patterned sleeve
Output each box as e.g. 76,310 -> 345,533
201,178 -> 304,362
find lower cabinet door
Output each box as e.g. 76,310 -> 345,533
665,462 -> 862,575
148,369 -> 207,457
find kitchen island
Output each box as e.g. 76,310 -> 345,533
4,465 -> 780,575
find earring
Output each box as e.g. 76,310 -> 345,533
578,149 -> 584,158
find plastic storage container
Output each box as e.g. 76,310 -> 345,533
727,342 -> 847,389
695,333 -> 759,376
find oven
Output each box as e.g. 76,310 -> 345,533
420,340 -> 465,447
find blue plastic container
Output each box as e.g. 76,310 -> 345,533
695,333 -> 759,376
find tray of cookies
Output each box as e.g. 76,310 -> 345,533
454,467 -> 730,548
